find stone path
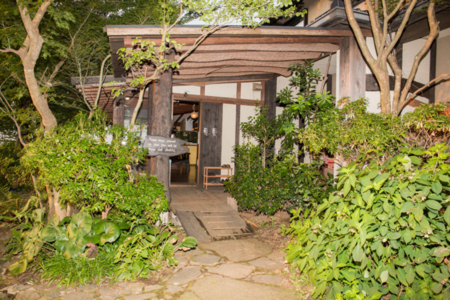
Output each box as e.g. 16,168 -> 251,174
1,239 -> 299,300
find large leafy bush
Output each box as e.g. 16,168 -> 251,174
21,110 -> 167,220
286,144 -> 450,299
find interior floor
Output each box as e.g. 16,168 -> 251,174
170,160 -> 197,184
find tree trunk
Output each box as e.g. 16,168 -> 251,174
22,64 -> 57,131
150,57 -> 174,203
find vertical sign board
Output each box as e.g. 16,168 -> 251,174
143,135 -> 189,157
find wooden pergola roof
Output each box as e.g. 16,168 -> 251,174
105,25 -> 363,86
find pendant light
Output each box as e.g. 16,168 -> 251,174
190,104 -> 198,119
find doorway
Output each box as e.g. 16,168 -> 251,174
170,101 -> 199,185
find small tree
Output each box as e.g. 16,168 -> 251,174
343,0 -> 448,115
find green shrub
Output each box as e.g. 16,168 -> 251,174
225,146 -> 333,214
21,110 -> 168,221
286,144 -> 450,299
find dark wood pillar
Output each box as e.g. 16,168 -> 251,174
429,41 -> 437,104
113,96 -> 124,125
339,37 -> 366,100
264,77 -> 277,121
150,53 -> 174,202
146,83 -> 154,175
235,83 -> 241,146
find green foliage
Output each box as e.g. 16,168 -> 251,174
286,144 -> 450,299
225,105 -> 334,214
299,98 -> 405,164
299,100 -> 450,165
39,250 -> 116,287
21,110 -> 168,220
114,225 -> 197,281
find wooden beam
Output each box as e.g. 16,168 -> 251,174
175,72 -> 284,80
125,36 -> 345,47
339,37 -> 366,100
179,60 -> 301,69
176,66 -> 291,77
180,51 -> 321,62
173,93 -> 258,106
173,73 -> 277,85
106,26 -> 358,37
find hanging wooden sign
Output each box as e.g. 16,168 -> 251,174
143,135 -> 190,157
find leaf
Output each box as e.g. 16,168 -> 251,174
380,270 -> 389,283
405,264 -> 415,285
67,212 -> 92,239
179,236 -> 197,249
7,257 -> 27,276
432,282 -> 443,294
397,267 -> 408,286
352,244 -> 364,262
431,181 -> 443,194
343,180 -> 351,197
426,200 -> 442,211
403,230 -> 412,244
401,202 -> 414,213
387,232 -> 401,240
444,208 -> 450,225
93,222 -> 121,245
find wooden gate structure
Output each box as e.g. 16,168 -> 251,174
74,25 -> 371,241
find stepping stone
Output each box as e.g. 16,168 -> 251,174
199,239 -> 272,262
176,256 -> 189,268
123,293 -> 156,300
61,291 -> 95,300
189,275 -> 299,300
249,258 -> 284,270
99,288 -> 130,299
207,263 -> 255,279
191,254 -> 221,266
127,282 -> 145,293
45,291 -> 61,299
165,285 -> 184,294
167,266 -> 202,285
251,275 -> 283,285
144,285 -> 162,292
183,248 -> 204,257
15,290 -> 40,300
178,291 -> 202,300
267,251 -> 286,264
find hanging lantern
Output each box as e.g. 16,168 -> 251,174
190,104 -> 198,119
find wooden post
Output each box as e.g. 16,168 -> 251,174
339,37 -> 366,100
429,41 -> 437,104
264,77 -> 277,121
113,96 -> 124,125
235,83 -> 241,147
146,83 -> 154,175
150,52 -> 174,202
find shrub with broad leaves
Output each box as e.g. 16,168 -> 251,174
286,144 -> 450,299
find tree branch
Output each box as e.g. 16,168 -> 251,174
94,54 -> 111,107
398,72 -> 450,115
397,2 -> 439,113
31,0 -> 52,28
0,47 -> 21,56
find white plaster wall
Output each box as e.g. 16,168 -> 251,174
403,38 -> 430,84
221,104 -> 236,174
241,82 -> 262,100
172,85 -> 200,95
436,32 -> 450,104
240,105 -> 258,146
303,0 -> 333,24
205,83 -> 237,97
